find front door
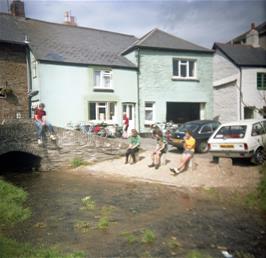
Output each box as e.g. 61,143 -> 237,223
122,103 -> 135,132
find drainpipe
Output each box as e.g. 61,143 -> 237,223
26,46 -> 33,118
137,48 -> 141,132
239,67 -> 242,120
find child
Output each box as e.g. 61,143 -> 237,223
122,112 -> 129,138
148,129 -> 167,169
34,103 -> 56,145
125,129 -> 141,164
170,130 -> 195,175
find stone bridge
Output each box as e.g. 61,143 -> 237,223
0,119 -> 127,171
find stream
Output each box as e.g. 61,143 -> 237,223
2,170 -> 266,258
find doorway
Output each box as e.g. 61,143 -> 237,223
166,102 -> 200,123
122,103 -> 135,131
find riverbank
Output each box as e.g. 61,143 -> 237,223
75,148 -> 261,189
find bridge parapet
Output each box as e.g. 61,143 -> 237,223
0,119 -> 127,171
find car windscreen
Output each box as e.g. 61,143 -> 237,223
178,123 -> 199,133
214,125 -> 247,139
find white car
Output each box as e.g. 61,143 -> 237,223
208,119 -> 266,164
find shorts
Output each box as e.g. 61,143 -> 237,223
183,150 -> 194,157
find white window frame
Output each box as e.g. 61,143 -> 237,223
144,101 -> 155,124
172,59 -> 197,80
89,101 -> 116,122
32,59 -> 37,78
93,70 -> 112,89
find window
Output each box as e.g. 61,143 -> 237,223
200,124 -> 212,134
88,102 -> 116,121
94,70 -> 112,89
252,122 -> 265,136
257,73 -> 266,90
145,102 -> 154,123
214,125 -> 246,139
172,59 -> 196,79
244,107 -> 254,119
32,59 -> 37,78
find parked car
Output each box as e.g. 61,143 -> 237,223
208,119 -> 266,164
168,120 -> 220,153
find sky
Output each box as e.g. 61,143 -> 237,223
0,0 -> 265,48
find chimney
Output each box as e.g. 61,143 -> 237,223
10,0 -> 25,17
64,11 -> 77,26
246,22 -> 260,48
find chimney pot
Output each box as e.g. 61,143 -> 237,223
10,0 -> 25,17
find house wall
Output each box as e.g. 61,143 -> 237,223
241,67 -> 266,119
213,50 -> 241,122
213,83 -> 238,123
0,42 -> 28,120
33,62 -> 138,128
138,49 -> 213,132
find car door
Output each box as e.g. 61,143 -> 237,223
198,123 -> 213,141
251,122 -> 264,151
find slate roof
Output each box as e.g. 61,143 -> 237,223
122,28 -> 213,54
228,21 -> 266,44
213,43 -> 266,67
0,13 -> 137,68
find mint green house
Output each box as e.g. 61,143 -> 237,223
123,29 -> 214,132
0,12 -> 214,133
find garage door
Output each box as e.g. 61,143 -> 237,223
166,102 -> 200,123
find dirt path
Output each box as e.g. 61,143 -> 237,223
78,149 -> 261,189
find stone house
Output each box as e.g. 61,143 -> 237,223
0,0 -> 214,132
213,24 -> 266,123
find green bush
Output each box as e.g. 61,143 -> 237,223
0,179 -> 31,227
97,216 -> 109,230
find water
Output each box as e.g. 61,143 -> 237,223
2,170 -> 266,257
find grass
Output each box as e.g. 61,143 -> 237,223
0,235 -> 85,258
71,158 -> 88,168
120,231 -> 138,244
240,163 -> 266,211
81,196 -> 96,210
167,236 -> 182,250
0,179 -> 31,227
97,216 -> 109,230
141,229 -> 156,244
186,250 -> 213,258
74,221 -> 90,233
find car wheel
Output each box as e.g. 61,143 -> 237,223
197,141 -> 208,153
253,148 -> 265,165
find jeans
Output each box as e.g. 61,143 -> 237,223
34,120 -> 55,139
125,147 -> 139,163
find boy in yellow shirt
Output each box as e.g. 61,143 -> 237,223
170,130 -> 196,175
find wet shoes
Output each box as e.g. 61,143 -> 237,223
50,134 -> 56,141
148,164 -> 155,168
37,139 -> 43,145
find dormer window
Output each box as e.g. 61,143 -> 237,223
94,70 -> 112,89
172,59 -> 197,80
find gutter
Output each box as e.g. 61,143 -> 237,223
239,67 -> 243,120
25,46 -> 33,118
137,48 -> 141,131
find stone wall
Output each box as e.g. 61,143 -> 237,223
0,119 -> 127,171
0,42 -> 28,121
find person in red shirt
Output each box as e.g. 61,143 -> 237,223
122,112 -> 129,138
34,103 -> 56,145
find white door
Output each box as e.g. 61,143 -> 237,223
122,103 -> 135,132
